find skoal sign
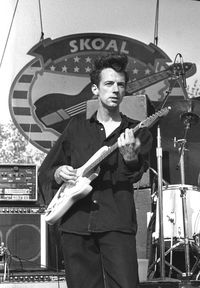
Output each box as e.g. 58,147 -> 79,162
9,33 -> 196,153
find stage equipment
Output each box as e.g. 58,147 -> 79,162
134,188 -> 152,259
160,98 -> 200,142
0,164 -> 37,201
154,185 -> 200,240
172,95 -> 200,277
151,54 -> 200,280
152,88 -> 200,279
0,270 -> 67,287
0,206 -> 47,272
0,241 -> 10,281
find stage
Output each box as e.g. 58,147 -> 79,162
1,279 -> 200,288
0,270 -> 200,288
139,280 -> 200,287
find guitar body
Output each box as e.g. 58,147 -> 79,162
45,146 -> 109,225
45,177 -> 94,225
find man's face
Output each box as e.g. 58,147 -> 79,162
93,68 -> 126,110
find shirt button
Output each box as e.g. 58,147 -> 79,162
92,199 -> 99,211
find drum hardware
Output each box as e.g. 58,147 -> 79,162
147,53 -> 200,280
179,185 -> 191,277
192,212 -> 200,279
148,239 -> 188,278
150,85 -> 200,280
198,173 -> 200,187
150,69 -> 183,281
160,98 -> 200,143
174,99 -> 200,277
149,235 -> 200,279
0,242 -> 10,281
153,133 -> 193,278
149,167 -> 169,187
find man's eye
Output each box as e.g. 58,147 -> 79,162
105,82 -> 113,86
119,83 -> 125,88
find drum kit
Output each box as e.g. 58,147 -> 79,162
148,88 -> 200,280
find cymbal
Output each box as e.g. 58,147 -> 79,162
159,97 -> 200,142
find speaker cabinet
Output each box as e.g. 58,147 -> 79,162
134,188 -> 152,259
0,211 -> 47,271
86,95 -> 155,120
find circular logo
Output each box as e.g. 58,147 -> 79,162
9,33 -> 196,153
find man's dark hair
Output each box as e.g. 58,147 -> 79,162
90,53 -> 129,86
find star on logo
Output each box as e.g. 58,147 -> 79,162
85,66 -> 91,73
74,66 -> 80,72
132,68 -> 139,74
145,68 -> 151,75
62,65 -> 67,72
74,56 -> 80,63
50,65 -> 56,71
85,57 -> 92,63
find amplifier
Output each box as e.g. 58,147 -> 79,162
6,270 -> 66,283
0,164 -> 37,201
0,207 -> 47,271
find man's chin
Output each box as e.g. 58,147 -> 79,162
107,104 -> 119,111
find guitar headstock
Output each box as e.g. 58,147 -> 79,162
168,62 -> 197,78
139,106 -> 171,129
155,106 -> 171,118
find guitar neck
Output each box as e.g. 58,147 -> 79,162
82,106 -> 170,176
84,125 -> 140,174
127,69 -> 171,94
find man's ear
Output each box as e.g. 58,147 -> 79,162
91,84 -> 99,96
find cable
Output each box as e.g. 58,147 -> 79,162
0,0 -> 20,68
38,0 -> 44,41
154,0 -> 159,46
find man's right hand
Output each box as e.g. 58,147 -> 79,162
54,165 -> 77,184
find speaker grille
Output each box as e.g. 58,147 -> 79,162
0,213 -> 47,270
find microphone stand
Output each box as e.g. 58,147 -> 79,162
150,54 -> 197,281
154,85 -> 175,280
176,135 -> 191,278
153,76 -> 182,281
175,112 -> 199,279
156,121 -> 165,279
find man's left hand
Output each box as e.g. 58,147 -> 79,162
118,128 -> 141,162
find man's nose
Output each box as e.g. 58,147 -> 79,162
113,82 -> 119,92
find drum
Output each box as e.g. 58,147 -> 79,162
193,210 -> 200,246
154,184 -> 200,240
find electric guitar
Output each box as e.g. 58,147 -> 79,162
44,106 -> 171,225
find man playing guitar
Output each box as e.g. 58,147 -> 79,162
39,53 -> 152,288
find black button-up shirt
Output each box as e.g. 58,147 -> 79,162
39,112 -> 152,235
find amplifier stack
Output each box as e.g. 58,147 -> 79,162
0,164 -> 37,202
0,164 -> 48,277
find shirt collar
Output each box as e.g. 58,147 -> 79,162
89,111 -> 138,125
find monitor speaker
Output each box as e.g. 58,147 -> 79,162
0,212 -> 47,271
134,188 -> 152,259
